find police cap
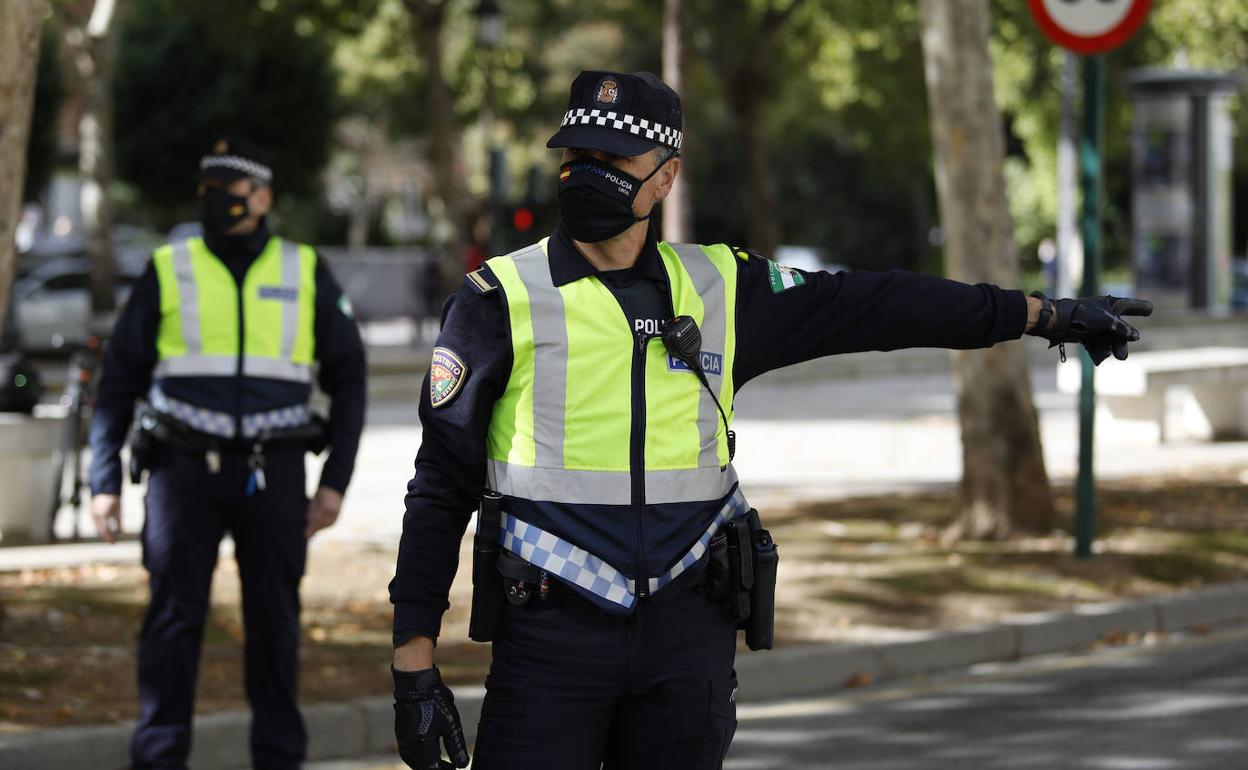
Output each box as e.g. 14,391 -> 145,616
200,136 -> 273,185
547,70 -> 683,158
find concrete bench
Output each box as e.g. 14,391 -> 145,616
1057,347 -> 1248,442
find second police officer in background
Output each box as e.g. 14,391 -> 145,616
87,138 -> 367,770
389,71 -> 1150,769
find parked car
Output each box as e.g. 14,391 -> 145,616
1232,258 -> 1248,310
12,258 -> 137,352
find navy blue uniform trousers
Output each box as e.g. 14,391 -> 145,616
471,582 -> 739,770
131,445 -> 308,770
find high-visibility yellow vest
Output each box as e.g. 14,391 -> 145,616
148,236 -> 318,439
152,236 -> 316,383
483,238 -> 746,611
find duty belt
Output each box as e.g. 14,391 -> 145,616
148,384 -> 313,440
498,485 -> 750,611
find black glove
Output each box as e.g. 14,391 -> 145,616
393,665 -> 470,769
1028,292 -> 1153,365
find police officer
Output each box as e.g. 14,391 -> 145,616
388,71 -> 1150,770
87,137 -> 367,770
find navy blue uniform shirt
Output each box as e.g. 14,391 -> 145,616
390,223 -> 1027,645
88,220 -> 367,496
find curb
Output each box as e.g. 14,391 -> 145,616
3,583 -> 1247,770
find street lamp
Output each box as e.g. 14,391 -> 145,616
476,0 -> 506,257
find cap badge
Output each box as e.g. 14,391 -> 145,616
214,139 -> 228,154
596,79 -> 619,105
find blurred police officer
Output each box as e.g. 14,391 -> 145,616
88,137 -> 367,770
388,71 -> 1149,769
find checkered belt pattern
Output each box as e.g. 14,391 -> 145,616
148,386 -> 310,440
559,108 -> 683,150
498,486 -> 749,610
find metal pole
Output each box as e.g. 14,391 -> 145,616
1056,50 -> 1078,299
483,54 -> 504,260
1075,54 -> 1104,559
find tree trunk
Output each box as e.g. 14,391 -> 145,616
661,0 -> 692,242
712,0 -> 799,258
734,77 -> 779,258
61,0 -> 117,324
0,0 -> 46,344
918,0 -> 1056,540
406,0 -> 466,278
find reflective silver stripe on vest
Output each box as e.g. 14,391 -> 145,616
171,239 -> 201,355
154,354 -> 237,378
243,356 -> 313,383
278,239 -> 301,362
668,243 -> 729,468
148,385 -> 312,439
499,511 -> 637,609
488,459 -> 737,506
512,245 -> 568,468
500,486 -> 749,608
154,354 -> 311,383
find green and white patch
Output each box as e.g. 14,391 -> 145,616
338,294 -> 355,318
766,260 -> 806,293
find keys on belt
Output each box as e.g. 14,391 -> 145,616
245,443 -> 267,496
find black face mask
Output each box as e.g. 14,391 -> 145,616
557,155 -> 671,243
200,186 -> 251,237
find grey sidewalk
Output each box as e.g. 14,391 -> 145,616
3,582 -> 1247,770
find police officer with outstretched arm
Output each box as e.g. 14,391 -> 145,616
389,71 -> 1150,770
87,137 -> 367,770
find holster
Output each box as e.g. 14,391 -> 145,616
468,491 -> 504,642
708,508 -> 779,651
744,509 -> 778,651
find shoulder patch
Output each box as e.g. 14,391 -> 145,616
337,294 -> 355,318
430,347 -> 469,408
465,266 -> 500,295
766,259 -> 806,293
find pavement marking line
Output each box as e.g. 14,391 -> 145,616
737,625 -> 1248,722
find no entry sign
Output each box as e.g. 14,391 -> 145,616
1028,0 -> 1151,55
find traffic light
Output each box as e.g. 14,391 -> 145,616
512,206 -> 535,234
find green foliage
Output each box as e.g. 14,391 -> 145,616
24,24 -> 65,204
112,0 -> 345,228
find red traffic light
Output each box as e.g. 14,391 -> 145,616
512,207 -> 534,232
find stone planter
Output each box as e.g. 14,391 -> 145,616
0,409 -> 65,544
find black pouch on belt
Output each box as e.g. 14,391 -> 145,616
743,508 -> 779,651
127,404 -> 158,483
497,549 -> 543,605
724,518 -> 753,624
704,530 -> 731,601
469,491 -> 504,642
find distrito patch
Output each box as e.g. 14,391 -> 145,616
430,347 -> 469,408
766,260 -> 806,293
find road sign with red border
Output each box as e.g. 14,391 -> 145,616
1028,0 -> 1151,55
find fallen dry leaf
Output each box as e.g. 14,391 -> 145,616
844,672 -> 873,689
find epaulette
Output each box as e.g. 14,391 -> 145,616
731,245 -> 765,263
465,264 -> 500,295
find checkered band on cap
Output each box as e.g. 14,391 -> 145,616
559,108 -> 683,150
200,154 -> 273,183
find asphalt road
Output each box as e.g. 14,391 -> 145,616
307,627 -> 1248,770
725,628 -> 1248,770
